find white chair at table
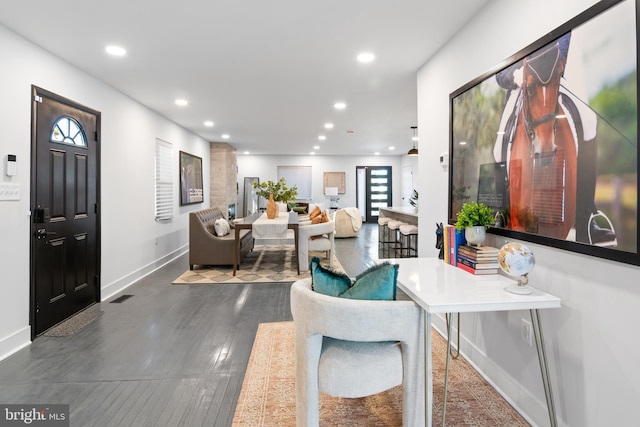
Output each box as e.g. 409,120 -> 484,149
297,219 -> 335,272
290,278 -> 424,427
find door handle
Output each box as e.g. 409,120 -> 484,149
35,228 -> 56,240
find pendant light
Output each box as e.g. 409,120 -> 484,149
407,126 -> 418,156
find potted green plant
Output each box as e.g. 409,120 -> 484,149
454,202 -> 495,246
409,189 -> 418,213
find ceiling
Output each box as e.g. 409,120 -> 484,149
0,0 -> 491,156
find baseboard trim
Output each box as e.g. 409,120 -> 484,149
101,245 -> 188,302
0,326 -> 31,363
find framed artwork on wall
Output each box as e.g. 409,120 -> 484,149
179,151 -> 203,205
448,0 -> 639,265
323,172 -> 346,194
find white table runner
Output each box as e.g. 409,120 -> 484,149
251,212 -> 290,239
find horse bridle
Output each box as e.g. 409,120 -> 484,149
520,43 -> 563,154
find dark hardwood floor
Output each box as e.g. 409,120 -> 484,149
0,223 -> 379,427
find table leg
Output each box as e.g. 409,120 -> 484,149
424,310 -> 432,427
442,313 -> 453,427
530,309 -> 558,427
233,228 -> 240,276
293,226 -> 300,275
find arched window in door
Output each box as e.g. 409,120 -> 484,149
50,116 -> 87,147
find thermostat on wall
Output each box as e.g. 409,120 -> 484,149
6,154 -> 17,176
439,152 -> 448,166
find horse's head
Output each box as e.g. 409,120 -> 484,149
521,41 -> 565,167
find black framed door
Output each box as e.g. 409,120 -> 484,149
356,166 -> 392,223
30,86 -> 101,337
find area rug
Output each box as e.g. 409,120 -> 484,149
173,245 -> 343,284
43,310 -> 104,337
232,322 -> 529,427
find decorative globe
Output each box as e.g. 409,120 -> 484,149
497,242 -> 535,278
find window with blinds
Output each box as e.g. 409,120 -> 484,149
155,139 -> 174,222
277,166 -> 312,200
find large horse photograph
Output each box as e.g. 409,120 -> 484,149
449,0 -> 638,264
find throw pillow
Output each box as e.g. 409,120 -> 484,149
320,211 -> 329,223
214,218 -> 231,237
309,206 -> 321,219
310,256 -> 352,297
340,262 -> 398,300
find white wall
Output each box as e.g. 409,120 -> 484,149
417,0 -> 639,425
237,154 -> 405,215
0,25 -> 210,360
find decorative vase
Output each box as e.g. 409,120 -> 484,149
266,193 -> 278,219
465,225 -> 486,246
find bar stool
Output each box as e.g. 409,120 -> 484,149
399,224 -> 418,258
386,220 -> 406,258
378,217 -> 392,258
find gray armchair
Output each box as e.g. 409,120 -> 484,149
290,278 -> 424,426
297,219 -> 335,272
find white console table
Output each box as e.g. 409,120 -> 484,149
391,258 -> 561,427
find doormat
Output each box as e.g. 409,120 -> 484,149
43,310 -> 104,337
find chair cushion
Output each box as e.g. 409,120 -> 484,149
341,262 -> 398,300
310,258 -> 398,301
310,256 -> 351,296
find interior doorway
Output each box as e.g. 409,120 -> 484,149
30,86 -> 101,337
356,166 -> 392,223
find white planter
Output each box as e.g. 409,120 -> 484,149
465,226 -> 486,246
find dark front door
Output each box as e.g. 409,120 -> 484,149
31,87 -> 100,336
356,166 -> 392,223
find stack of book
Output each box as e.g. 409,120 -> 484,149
456,244 -> 500,275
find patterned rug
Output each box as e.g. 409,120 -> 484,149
173,245 -> 343,284
232,322 -> 529,426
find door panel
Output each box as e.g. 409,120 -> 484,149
31,87 -> 100,336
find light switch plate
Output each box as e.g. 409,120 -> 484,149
0,183 -> 20,201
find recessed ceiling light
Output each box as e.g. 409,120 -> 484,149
222,134 -> 230,139
389,146 -> 395,150
459,141 -> 467,145
175,99 -> 188,106
374,152 -> 380,156
310,152 -> 316,155
357,52 -> 375,63
105,45 -> 126,56
313,145 -> 320,150
334,102 -> 346,110
324,123 -> 334,129
204,121 -> 214,127
318,135 -> 326,141
244,151 -> 250,155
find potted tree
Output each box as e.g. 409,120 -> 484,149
454,202 -> 495,246
252,178 -> 298,218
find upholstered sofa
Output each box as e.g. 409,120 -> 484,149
189,207 -> 254,270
